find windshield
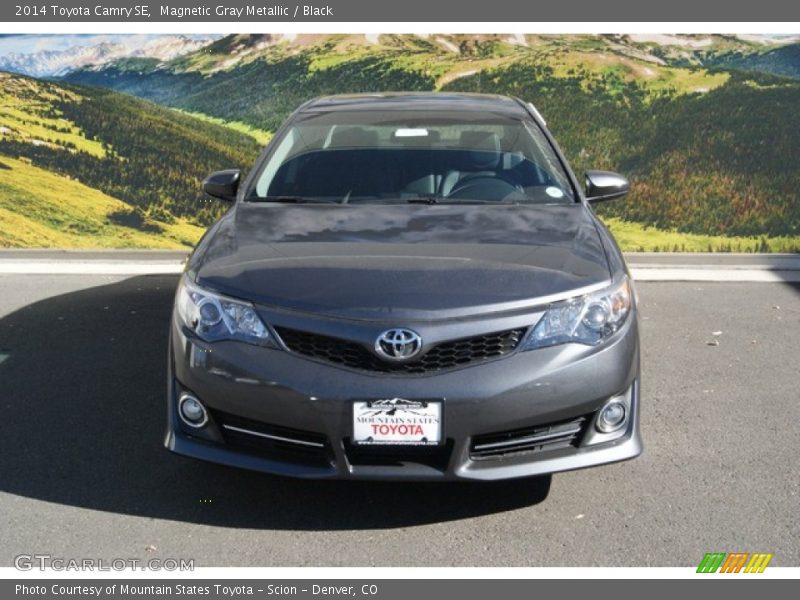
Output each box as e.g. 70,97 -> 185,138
247,109 -> 576,204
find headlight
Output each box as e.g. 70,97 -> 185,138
176,276 -> 273,346
524,277 -> 632,350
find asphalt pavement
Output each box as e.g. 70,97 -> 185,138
0,272 -> 798,567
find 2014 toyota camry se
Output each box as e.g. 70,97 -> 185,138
165,93 -> 641,480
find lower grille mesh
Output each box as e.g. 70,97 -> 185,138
274,326 -> 526,375
470,416 -> 588,460
212,411 -> 334,467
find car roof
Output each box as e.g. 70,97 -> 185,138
301,93 -> 531,117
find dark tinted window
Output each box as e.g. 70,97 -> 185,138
250,110 -> 574,204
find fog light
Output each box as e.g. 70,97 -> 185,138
178,393 -> 208,428
596,401 -> 626,433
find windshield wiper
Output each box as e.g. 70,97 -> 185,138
406,197 -> 506,205
249,196 -> 337,204
406,197 -> 441,204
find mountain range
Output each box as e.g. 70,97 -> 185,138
0,36 -> 216,77
1,33 -> 799,250
4,33 -> 800,79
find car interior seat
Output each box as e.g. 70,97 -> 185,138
440,131 -> 503,196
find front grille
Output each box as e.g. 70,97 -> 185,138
274,326 -> 526,375
345,439 -> 454,471
469,415 -> 589,460
212,411 -> 334,467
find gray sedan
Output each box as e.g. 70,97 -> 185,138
164,93 -> 641,480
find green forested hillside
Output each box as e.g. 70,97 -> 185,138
445,67 -> 800,237
0,72 -> 261,247
709,44 -> 800,79
67,53 -> 436,133
2,34 -> 797,250
62,34 -> 800,244
0,156 -> 205,248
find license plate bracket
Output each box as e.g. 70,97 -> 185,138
352,398 -> 442,446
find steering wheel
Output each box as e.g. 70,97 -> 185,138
446,175 -> 524,202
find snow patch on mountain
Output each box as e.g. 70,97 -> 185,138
0,36 -> 215,77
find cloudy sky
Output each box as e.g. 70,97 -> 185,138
0,34 -> 219,56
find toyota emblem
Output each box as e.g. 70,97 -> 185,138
375,328 -> 423,361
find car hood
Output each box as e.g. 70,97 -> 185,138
191,203 -> 612,320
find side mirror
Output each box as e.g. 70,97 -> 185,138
585,170 -> 629,203
202,169 -> 240,201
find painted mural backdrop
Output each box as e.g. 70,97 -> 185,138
1,33 -> 798,251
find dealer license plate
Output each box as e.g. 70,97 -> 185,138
352,398 -> 442,445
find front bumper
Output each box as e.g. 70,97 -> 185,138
164,313 -> 641,481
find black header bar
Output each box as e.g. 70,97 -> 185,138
3,0 -> 799,23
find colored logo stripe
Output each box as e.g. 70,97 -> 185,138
697,553 -> 726,573
744,553 -> 773,573
697,553 -> 773,573
720,553 -> 749,573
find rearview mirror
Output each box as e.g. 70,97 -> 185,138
585,170 -> 629,203
202,169 -> 240,201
